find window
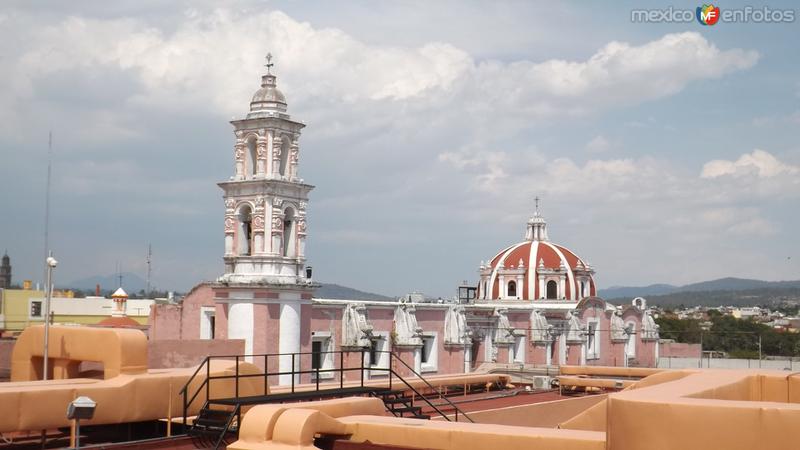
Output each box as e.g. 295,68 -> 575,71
511,335 -> 525,364
282,208 -> 296,257
626,322 -> 636,358
311,340 -> 322,369
420,333 -> 438,373
30,300 -> 42,318
311,333 -> 334,379
279,136 -> 290,177
369,333 -> 390,377
580,281 -> 587,298
200,307 -> 216,340
238,205 -> 253,256
507,281 -> 517,298
246,137 -> 257,177
587,320 -> 600,359
546,280 -> 558,299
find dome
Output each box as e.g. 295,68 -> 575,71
478,210 -> 596,301
248,74 -> 288,118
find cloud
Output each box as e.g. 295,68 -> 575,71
701,149 -> 799,179
585,135 -> 611,153
0,11 -> 759,144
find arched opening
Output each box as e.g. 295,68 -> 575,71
546,280 -> 558,299
279,135 -> 290,177
238,205 -> 253,256
580,281 -> 587,298
246,136 -> 257,177
282,207 -> 296,257
507,281 -> 517,298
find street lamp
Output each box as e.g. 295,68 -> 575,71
67,396 -> 96,449
43,252 -> 57,381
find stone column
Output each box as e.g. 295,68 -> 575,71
224,199 -> 236,255
297,202 -> 307,258
256,134 -> 268,177
272,136 -> 283,178
253,196 -> 266,254
279,300 -> 301,385
271,198 -> 284,255
234,142 -> 245,180
516,274 -> 524,299
289,139 -> 299,181
559,276 -> 566,300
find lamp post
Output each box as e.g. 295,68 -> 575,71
43,252 -> 57,381
67,396 -> 96,449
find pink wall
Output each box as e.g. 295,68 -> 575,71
148,339 -> 244,369
148,283 -> 214,341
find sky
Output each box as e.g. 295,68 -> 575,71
0,0 -> 798,297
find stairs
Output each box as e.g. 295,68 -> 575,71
373,390 -> 431,420
189,403 -> 240,449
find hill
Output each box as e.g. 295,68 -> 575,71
315,283 -> 394,301
66,272 -> 148,293
600,278 -> 800,300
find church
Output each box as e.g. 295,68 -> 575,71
149,61 -> 660,384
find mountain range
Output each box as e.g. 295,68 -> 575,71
65,273 -> 394,301
599,277 -> 800,300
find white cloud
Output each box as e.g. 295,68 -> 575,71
0,11 -> 759,143
701,149 -> 799,178
586,135 -> 611,153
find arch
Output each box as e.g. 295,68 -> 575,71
546,280 -> 558,300
245,135 -> 258,177
282,207 -> 296,257
279,134 -> 291,177
238,204 -> 253,256
580,280 -> 587,299
507,280 -> 517,298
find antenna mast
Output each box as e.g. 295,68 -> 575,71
146,244 -> 152,296
43,132 -> 53,287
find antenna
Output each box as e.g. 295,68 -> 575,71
43,131 -> 53,288
146,244 -> 152,297
117,261 -> 123,288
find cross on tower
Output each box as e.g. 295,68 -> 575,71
264,53 -> 274,74
534,196 -> 540,214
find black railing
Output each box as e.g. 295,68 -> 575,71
178,349 -> 474,428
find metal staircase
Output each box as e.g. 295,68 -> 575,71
179,350 -> 473,449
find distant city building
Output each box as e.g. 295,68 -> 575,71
0,252 -> 11,288
150,61 -> 661,383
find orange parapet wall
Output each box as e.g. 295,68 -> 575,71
11,326 -> 148,381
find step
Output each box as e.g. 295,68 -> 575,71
383,397 -> 413,405
391,406 -> 422,414
411,414 -> 431,420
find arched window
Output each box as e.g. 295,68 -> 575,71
507,281 -> 517,298
546,280 -> 558,299
246,136 -> 257,177
238,205 -> 253,256
282,208 -> 296,257
279,135 -> 290,177
580,281 -> 587,298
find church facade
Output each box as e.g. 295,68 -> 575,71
149,63 -> 660,385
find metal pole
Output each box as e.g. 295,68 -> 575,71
75,419 -> 80,449
698,332 -> 703,369
43,252 -> 54,381
758,334 -> 762,368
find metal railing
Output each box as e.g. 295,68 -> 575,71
178,349 -> 474,428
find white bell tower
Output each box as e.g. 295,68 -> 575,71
218,55 -> 314,286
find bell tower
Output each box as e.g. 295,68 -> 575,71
218,55 -> 313,286
214,56 -> 315,384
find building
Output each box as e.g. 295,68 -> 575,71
0,252 -> 10,288
149,63 -> 660,384
0,286 -> 154,334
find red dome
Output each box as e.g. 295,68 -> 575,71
478,212 -> 596,301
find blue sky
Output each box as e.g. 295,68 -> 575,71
0,1 -> 797,297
